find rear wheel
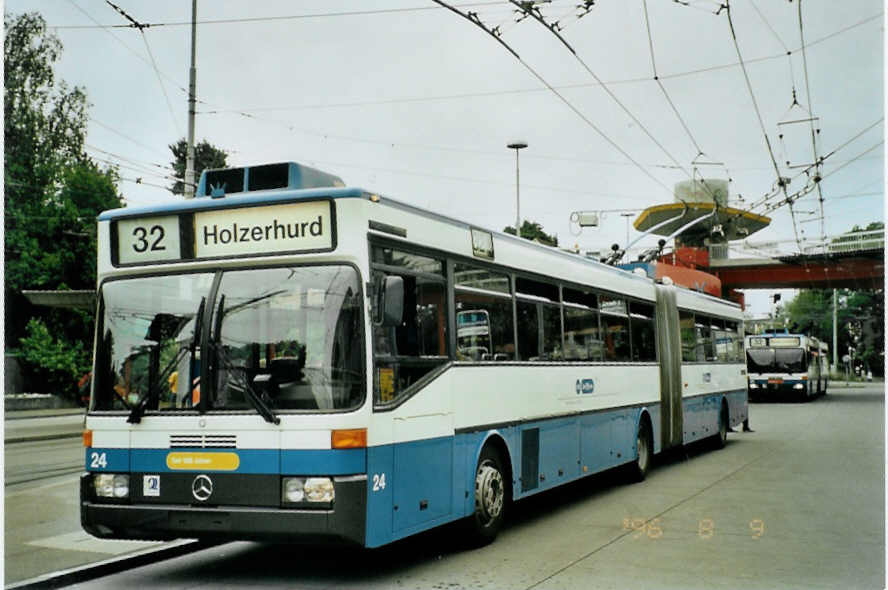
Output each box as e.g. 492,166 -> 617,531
467,446 -> 508,545
627,419 -> 653,482
713,402 -> 728,449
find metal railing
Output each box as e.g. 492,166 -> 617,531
708,229 -> 885,260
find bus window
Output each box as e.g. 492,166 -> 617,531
212,266 -> 364,412
630,301 -> 657,362
695,318 -> 714,362
599,295 -> 630,362
455,264 -> 514,361
371,246 -> 448,405
724,321 -> 741,362
515,277 -> 561,361
679,310 -> 696,362
563,287 -> 601,361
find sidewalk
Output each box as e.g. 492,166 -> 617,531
4,408 -> 85,443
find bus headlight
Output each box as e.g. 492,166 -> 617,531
94,473 -> 129,498
282,477 -> 334,504
749,383 -> 759,389
793,383 -> 805,390
283,477 -> 305,503
305,478 -> 334,503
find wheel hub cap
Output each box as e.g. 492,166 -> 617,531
475,463 -> 504,522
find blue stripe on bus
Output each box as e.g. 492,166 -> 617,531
92,448 -> 368,475
281,449 -> 366,475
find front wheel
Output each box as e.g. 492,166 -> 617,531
467,446 -> 508,545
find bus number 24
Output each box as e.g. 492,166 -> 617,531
372,473 -> 386,492
90,452 -> 108,469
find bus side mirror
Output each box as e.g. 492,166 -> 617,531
376,275 -> 404,327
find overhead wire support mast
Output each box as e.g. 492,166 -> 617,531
429,0 -> 674,197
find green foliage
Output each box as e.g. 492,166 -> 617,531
503,220 -> 558,247
4,11 -> 124,396
168,138 -> 228,194
784,288 -> 884,376
19,318 -> 90,395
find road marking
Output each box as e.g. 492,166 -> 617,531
27,531 -> 163,555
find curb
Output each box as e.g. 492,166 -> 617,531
6,539 -> 219,589
5,432 -> 83,444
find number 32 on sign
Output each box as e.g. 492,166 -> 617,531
117,215 -> 181,264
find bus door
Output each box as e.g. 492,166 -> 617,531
655,285 -> 683,450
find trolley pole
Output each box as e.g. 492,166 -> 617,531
184,0 -> 197,199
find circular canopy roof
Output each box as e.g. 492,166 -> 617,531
633,202 -> 770,242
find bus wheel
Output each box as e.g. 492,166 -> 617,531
627,419 -> 652,482
713,402 -> 728,449
469,446 -> 508,545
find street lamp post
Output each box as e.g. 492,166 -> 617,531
507,141 -> 528,237
620,212 -> 634,248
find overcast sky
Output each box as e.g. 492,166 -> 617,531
8,0 -> 884,315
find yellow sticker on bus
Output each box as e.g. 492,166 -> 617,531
166,452 -> 240,471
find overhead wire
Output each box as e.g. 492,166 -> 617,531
51,2 -> 518,29
796,0 -> 826,243
510,0 -> 701,183
723,0 -> 805,254
104,1 -> 183,136
429,0 -> 674,197
199,12 -> 881,117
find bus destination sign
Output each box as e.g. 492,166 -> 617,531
113,200 -> 334,265
194,201 -> 332,258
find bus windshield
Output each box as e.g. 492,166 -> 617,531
746,347 -> 806,374
92,266 -> 364,413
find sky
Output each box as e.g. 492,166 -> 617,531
7,0 -> 885,316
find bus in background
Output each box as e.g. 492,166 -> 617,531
745,333 -> 827,401
456,310 -> 492,360
81,161 -> 748,549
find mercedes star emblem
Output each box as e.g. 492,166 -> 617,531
191,474 -> 213,502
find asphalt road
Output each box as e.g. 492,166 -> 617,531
5,383 -> 884,589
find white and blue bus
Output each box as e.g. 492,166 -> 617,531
745,333 -> 828,401
82,162 -> 748,547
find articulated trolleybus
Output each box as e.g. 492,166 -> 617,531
82,162 -> 747,547
745,333 -> 828,401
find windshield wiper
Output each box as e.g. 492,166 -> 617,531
211,295 -> 279,425
128,298 -> 205,424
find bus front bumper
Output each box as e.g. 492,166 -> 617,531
80,474 -> 366,545
749,380 -> 806,394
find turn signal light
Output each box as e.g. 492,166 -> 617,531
83,429 -> 93,448
331,428 -> 367,449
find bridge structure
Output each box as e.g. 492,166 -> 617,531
706,229 -> 884,290
621,228 -> 883,309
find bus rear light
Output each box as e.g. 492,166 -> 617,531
83,429 -> 93,447
332,428 -> 367,449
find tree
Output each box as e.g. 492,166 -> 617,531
784,288 -> 884,377
503,220 -> 558,247
4,11 -> 124,396
168,138 -> 228,195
